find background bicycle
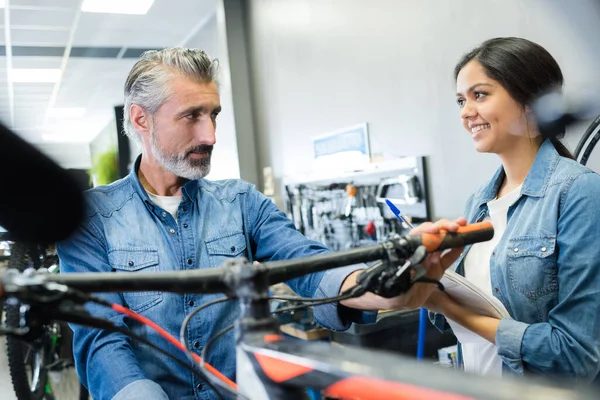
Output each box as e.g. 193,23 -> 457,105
0,234 -> 88,400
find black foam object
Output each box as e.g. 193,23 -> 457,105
0,121 -> 84,243
531,90 -> 600,138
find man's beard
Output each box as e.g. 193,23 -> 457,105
150,129 -> 213,180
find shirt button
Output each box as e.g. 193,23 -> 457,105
193,341 -> 200,349
541,247 -> 547,252
188,300 -> 195,307
183,223 -> 189,228
196,384 -> 202,391
183,207 -> 188,212
169,228 -> 175,234
495,287 -> 499,293
128,260 -> 134,267
161,211 -> 167,217
513,248 -> 519,253
187,258 -> 193,265
230,246 -> 236,252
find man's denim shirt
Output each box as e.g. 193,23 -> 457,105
431,140 -> 600,383
57,156 -> 372,400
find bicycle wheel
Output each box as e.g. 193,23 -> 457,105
574,114 -> 600,166
5,242 -> 89,400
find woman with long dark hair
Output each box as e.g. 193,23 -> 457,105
415,37 -> 600,383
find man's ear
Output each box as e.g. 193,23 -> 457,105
130,104 -> 151,138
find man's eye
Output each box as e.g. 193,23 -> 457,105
211,112 -> 219,120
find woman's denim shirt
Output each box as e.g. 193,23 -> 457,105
431,140 -> 600,383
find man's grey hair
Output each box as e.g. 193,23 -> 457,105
123,47 -> 219,140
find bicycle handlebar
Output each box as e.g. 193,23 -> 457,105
0,221 -> 493,298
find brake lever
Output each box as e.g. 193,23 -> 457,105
409,245 -> 445,291
356,245 -> 446,298
411,266 -> 445,291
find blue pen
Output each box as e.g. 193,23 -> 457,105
385,198 -> 426,361
384,199 -> 414,229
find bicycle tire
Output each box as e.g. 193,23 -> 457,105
5,242 -> 89,400
6,242 -> 47,400
574,114 -> 600,166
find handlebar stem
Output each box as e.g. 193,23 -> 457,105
222,259 -> 280,341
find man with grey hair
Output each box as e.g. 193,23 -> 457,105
57,48 -> 462,400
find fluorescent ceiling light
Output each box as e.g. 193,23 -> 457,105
81,0 -> 155,15
47,107 -> 86,119
40,120 -> 99,143
42,128 -> 95,143
10,69 -> 61,83
41,134 -> 94,143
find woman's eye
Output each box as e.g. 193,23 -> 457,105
474,91 -> 487,100
456,98 -> 465,108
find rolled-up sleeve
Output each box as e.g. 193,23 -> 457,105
313,265 -> 378,331
112,379 -> 169,400
495,318 -> 529,373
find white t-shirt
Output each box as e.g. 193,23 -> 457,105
462,184 -> 521,377
146,191 -> 183,220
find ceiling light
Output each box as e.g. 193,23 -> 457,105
81,0 -> 155,15
0,1 -> 5,8
47,107 -> 86,119
10,69 -> 61,83
41,126 -> 96,143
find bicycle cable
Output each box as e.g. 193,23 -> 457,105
72,317 -> 224,399
77,292 -> 237,399
272,286 -> 364,314
200,324 -> 234,369
179,297 -> 245,400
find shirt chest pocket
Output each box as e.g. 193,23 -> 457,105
507,236 -> 558,299
108,248 -> 163,313
205,232 -> 247,268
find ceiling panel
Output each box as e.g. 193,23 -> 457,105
13,83 -> 54,95
9,9 -> 75,27
73,28 -> 181,48
10,28 -> 71,46
11,0 -> 81,8
11,56 -> 62,68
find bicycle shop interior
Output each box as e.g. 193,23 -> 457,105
1,1 -> 600,400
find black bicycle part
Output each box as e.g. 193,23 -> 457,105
179,297 -> 233,400
574,114 -> 600,166
3,242 -> 89,400
201,324 -> 234,369
39,224 -> 493,296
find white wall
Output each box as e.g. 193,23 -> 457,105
244,0 -> 600,218
185,10 -> 241,180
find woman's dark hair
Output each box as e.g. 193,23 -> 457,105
454,37 -> 574,159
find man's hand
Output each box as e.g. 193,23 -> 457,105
340,218 -> 467,311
